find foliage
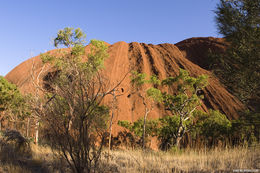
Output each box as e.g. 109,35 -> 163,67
214,0 -> 260,108
0,77 -> 29,129
118,119 -> 158,138
156,115 -> 181,150
189,109 -> 260,147
147,69 -> 208,115
146,87 -> 163,102
54,27 -> 86,47
0,76 -> 22,112
127,67 -> 247,149
231,111 -> 260,145
128,69 -> 208,149
130,71 -> 159,149
200,110 -> 231,145
146,69 -> 208,148
118,118 -> 158,147
155,110 -> 231,149
130,71 -> 147,87
30,27 -> 114,173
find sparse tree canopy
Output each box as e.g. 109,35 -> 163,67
147,69 -> 208,148
54,27 -> 86,47
214,0 -> 260,109
30,27 -> 121,173
128,71 -> 157,149
128,69 -> 208,149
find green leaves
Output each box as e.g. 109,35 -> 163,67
0,77 -> 29,120
40,28 -> 109,88
54,27 -> 86,48
40,53 -> 55,64
38,27 -> 111,131
214,0 -> 260,107
160,70 -> 207,115
127,69 -> 209,148
161,77 -> 176,86
71,44 -> 85,57
118,118 -> 158,138
231,110 -> 260,145
149,75 -> 161,85
131,71 -> 147,87
131,71 -> 162,88
146,87 -> 163,102
201,110 -> 232,139
117,120 -> 131,129
162,69 -> 208,93
130,69 -> 208,117
194,75 -> 208,89
189,110 -> 233,146
87,40 -> 109,73
0,76 -> 21,111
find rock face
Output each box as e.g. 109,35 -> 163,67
176,37 -> 227,69
5,37 -> 244,134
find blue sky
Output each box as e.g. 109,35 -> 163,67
0,0 -> 220,76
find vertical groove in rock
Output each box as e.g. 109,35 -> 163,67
5,38 -> 244,125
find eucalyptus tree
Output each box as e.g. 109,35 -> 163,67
130,71 -> 157,149
30,27 -> 124,173
120,69 -> 208,149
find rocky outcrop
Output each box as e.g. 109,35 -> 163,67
5,37 -> 244,134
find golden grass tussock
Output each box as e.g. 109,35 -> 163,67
1,141 -> 259,172
100,146 -> 259,173
0,131 -> 68,173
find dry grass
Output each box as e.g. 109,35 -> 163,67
99,146 -> 260,173
0,140 -> 69,173
30,143 -> 70,172
1,142 -> 259,172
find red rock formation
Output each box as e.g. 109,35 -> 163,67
5,37 -> 244,135
176,37 -> 227,69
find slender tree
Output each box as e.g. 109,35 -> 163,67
30,27 -> 125,173
130,71 -> 157,149
146,69 -> 208,148
121,69 -> 208,149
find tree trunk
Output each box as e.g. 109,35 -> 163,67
176,136 -> 181,148
108,111 -> 114,150
108,90 -> 116,158
175,118 -> 185,148
142,107 -> 149,149
35,120 -> 39,145
13,121 -> 17,130
7,120 -> 10,129
108,109 -> 114,151
26,118 -> 30,137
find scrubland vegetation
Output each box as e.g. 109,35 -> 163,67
0,0 -> 259,172
0,131 -> 259,173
